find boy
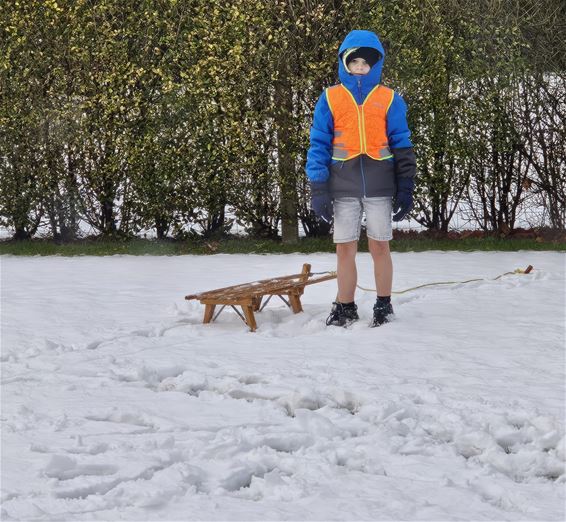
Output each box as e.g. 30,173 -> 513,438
306,30 -> 416,327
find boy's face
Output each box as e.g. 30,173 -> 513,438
347,57 -> 371,76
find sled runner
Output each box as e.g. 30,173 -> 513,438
185,263 -> 336,331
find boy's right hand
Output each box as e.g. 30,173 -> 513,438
309,182 -> 333,223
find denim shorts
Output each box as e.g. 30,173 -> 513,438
333,197 -> 393,243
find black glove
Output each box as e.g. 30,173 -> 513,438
393,177 -> 415,222
309,182 -> 333,223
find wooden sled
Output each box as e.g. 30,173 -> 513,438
185,263 -> 336,331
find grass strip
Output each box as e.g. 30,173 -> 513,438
0,236 -> 564,256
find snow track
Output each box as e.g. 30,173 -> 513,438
1,252 -> 564,520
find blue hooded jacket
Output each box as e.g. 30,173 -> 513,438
306,30 -> 416,198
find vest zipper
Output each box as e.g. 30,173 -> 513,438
360,155 -> 367,198
357,78 -> 367,197
358,79 -> 366,153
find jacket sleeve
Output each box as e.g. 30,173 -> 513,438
387,92 -> 417,180
306,91 -> 334,183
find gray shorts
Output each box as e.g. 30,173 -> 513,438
333,197 -> 393,243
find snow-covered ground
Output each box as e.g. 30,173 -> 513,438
1,251 -> 565,521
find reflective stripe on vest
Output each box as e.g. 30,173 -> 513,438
325,84 -> 394,161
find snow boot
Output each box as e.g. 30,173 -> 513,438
325,301 -> 359,327
371,296 -> 394,327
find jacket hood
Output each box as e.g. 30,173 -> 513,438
338,30 -> 385,98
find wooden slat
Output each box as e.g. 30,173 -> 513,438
185,272 -> 313,300
200,297 -> 255,306
187,280 -> 296,300
287,273 -> 337,288
185,265 -> 319,300
260,274 -> 337,295
185,273 -> 336,302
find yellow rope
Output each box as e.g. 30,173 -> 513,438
317,266 -> 534,294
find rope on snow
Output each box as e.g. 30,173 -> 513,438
309,265 -> 534,295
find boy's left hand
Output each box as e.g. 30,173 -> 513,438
392,177 -> 415,221
392,192 -> 413,221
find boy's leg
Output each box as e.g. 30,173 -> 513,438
336,240 -> 358,302
368,239 -> 392,296
364,197 -> 395,326
333,197 -> 363,303
364,196 -> 394,295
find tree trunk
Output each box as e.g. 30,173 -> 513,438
275,69 -> 298,244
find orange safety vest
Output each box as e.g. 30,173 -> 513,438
325,84 -> 394,161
